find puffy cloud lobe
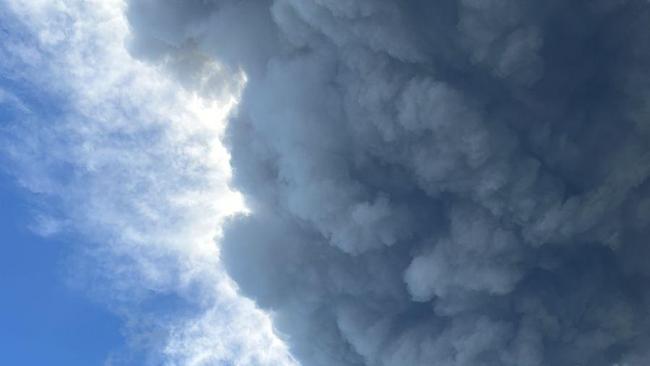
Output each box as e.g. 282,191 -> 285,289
405,203 -> 524,303
127,0 -> 650,365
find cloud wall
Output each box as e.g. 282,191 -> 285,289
126,1 -> 650,365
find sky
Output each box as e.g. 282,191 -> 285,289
0,1 -> 294,365
0,15 -> 123,363
3,1 -> 650,366
0,168 -> 124,365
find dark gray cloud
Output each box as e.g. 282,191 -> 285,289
126,1 -> 650,365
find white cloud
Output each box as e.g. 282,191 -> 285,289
1,0 -> 297,364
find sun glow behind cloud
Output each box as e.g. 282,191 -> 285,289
1,0 -> 295,364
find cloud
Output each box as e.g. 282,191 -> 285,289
1,1 -> 296,365
123,0 -> 650,365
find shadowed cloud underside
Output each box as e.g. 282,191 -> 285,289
126,1 -> 650,365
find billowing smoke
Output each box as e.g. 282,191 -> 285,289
126,1 -> 650,365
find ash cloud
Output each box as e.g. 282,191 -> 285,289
127,1 -> 650,365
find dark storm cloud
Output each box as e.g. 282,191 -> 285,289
126,1 -> 650,365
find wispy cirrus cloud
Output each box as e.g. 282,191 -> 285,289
0,1 -> 296,365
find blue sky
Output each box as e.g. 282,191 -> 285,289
0,27 -> 123,362
0,170 -> 123,365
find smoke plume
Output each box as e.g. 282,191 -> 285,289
127,1 -> 650,365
